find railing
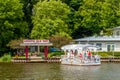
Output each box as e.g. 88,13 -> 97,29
101,57 -> 120,62
11,57 -> 120,63
61,55 -> 101,63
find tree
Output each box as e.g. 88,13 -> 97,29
31,0 -> 71,39
73,0 -> 120,38
61,0 -> 83,11
0,0 -> 28,52
49,35 -> 72,48
20,0 -> 40,36
7,38 -> 24,49
61,0 -> 84,39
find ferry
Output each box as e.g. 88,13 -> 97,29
61,44 -> 101,66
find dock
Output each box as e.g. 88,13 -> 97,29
11,57 -> 61,63
11,57 -> 120,63
101,57 -> 120,63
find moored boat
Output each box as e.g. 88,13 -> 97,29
61,44 -> 101,66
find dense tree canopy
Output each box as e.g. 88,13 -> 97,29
0,0 -> 28,52
20,0 -> 40,34
73,0 -> 120,38
62,0 -> 83,11
1,0 -> 120,53
31,0 -> 71,39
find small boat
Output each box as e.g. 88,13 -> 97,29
61,44 -> 101,66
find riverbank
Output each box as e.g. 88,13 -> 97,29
11,57 -> 120,63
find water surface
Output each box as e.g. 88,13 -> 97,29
0,63 -> 120,80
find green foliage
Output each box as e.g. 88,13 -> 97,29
1,0 -> 120,53
49,34 -> 72,48
74,0 -> 120,38
48,51 -> 64,58
0,0 -> 28,52
98,52 -> 109,57
31,0 -> 71,39
98,52 -> 120,57
0,54 -> 11,62
100,29 -> 113,36
7,38 -> 24,49
61,0 -> 82,11
20,0 -> 40,34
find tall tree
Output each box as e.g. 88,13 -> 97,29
49,35 -> 72,48
61,0 -> 83,11
31,0 -> 71,39
61,0 -> 84,39
20,0 -> 40,37
0,0 -> 28,52
73,0 -> 120,38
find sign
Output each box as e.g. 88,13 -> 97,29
23,40 -> 49,44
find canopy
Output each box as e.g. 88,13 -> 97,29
61,44 -> 100,52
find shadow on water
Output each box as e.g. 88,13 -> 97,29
0,63 -> 120,80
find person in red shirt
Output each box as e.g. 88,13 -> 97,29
87,50 -> 92,61
79,53 -> 83,62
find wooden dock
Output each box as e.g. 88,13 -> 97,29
11,57 -> 61,63
101,58 -> 120,63
11,57 -> 120,63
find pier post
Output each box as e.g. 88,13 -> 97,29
44,46 -> 48,58
25,46 -> 28,59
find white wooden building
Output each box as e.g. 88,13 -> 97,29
74,26 -> 120,52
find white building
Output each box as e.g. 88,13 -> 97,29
74,26 -> 120,52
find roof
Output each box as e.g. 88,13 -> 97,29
61,44 -> 99,51
74,36 -> 120,42
20,43 -> 53,46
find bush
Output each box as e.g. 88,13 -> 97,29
0,54 -> 11,62
48,51 -> 64,58
98,52 -> 120,57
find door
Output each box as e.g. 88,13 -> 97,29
107,44 -> 114,52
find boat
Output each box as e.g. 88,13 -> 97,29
60,44 -> 101,66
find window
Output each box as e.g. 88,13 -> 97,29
89,43 -> 94,45
96,43 -> 102,50
116,31 -> 120,36
107,44 -> 115,52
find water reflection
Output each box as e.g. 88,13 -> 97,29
60,65 -> 101,80
60,63 -> 120,80
0,63 -> 120,80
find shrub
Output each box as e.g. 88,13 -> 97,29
48,51 -> 64,58
98,52 -> 120,57
0,54 -> 11,62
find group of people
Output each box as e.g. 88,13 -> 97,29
65,49 -> 100,63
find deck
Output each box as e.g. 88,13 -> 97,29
11,57 -> 120,63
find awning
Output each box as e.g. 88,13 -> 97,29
20,43 -> 53,46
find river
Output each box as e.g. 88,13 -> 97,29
0,63 -> 120,80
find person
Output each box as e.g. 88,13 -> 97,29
15,53 -> 18,58
67,50 -> 70,58
87,50 -> 92,62
74,50 -> 78,56
83,51 -> 87,60
94,54 -> 100,62
79,53 -> 83,62
65,50 -> 68,56
70,50 -> 74,58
